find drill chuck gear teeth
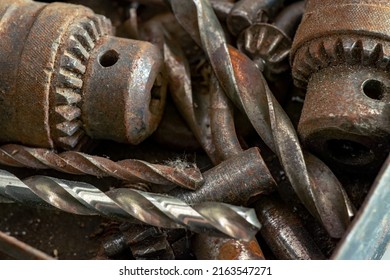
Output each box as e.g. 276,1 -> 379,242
0,0 -> 167,150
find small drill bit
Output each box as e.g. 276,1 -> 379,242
0,144 -> 203,190
0,169 -> 260,241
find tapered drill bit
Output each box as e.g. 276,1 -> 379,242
0,169 -> 260,241
0,144 -> 203,190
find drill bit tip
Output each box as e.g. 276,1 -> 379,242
0,169 -> 260,241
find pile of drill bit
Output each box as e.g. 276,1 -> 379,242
0,0 -> 388,260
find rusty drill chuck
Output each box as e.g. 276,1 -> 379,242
291,0 -> 390,171
0,0 -> 166,150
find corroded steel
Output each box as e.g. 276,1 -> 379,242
291,0 -> 390,171
0,0 -> 166,150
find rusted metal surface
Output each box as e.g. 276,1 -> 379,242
227,0 -> 284,36
193,235 -> 265,260
208,80 -> 324,260
103,224 -> 175,260
171,147 -> 275,205
0,144 -> 203,190
0,0 -> 166,150
291,0 -> 390,171
255,196 -> 325,260
168,0 -> 352,238
0,0 -> 388,261
237,1 -> 304,80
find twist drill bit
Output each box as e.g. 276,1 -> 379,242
0,169 -> 260,241
209,80 -> 324,260
168,0 -> 353,238
0,144 -> 203,190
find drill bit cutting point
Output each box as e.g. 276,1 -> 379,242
0,144 -> 203,190
0,170 -> 260,241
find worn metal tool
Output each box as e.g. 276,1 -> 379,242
192,235 -> 265,260
226,0 -> 284,36
291,0 -> 390,171
0,143 -> 203,190
161,42 -> 270,258
102,224 -> 175,260
332,154 -> 390,260
0,0 -> 166,150
84,145 -> 275,259
168,0 -> 353,238
0,168 -> 260,241
255,196 -> 324,260
237,1 -> 305,80
210,79 -> 323,260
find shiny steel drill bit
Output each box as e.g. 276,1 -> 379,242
0,144 -> 203,190
0,169 -> 260,241
168,0 -> 353,238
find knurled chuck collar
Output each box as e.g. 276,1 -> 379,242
0,0 -> 167,150
290,0 -> 390,171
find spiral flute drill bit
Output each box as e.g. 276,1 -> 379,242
0,144 -> 203,190
0,169 -> 260,241
168,0 -> 353,238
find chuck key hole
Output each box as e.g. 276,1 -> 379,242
99,50 -> 119,67
362,79 -> 387,101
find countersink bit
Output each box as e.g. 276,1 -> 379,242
0,0 -> 166,150
291,0 -> 390,171
168,0 -> 353,238
0,144 -> 203,190
0,169 -> 260,241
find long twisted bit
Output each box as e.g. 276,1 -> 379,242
0,144 -> 203,190
0,169 -> 260,241
168,0 -> 353,238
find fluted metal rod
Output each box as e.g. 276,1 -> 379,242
168,0 -> 353,238
0,169 -> 260,241
0,144 -> 203,190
